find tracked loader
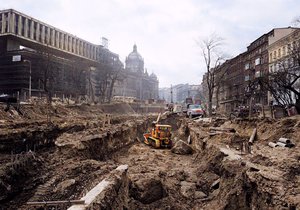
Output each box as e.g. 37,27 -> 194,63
143,113 -> 173,148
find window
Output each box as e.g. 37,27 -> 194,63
282,46 -> 286,56
269,53 -> 272,61
255,58 -> 260,65
278,49 -> 281,58
245,63 -> 250,70
269,65 -> 273,73
288,44 -> 291,53
274,51 -> 277,60
255,71 -> 261,78
245,75 -> 250,81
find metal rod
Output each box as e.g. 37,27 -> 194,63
26,200 -> 84,205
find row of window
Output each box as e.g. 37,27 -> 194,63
0,12 -> 98,60
244,57 -> 261,70
269,58 -> 296,73
244,70 -> 263,81
270,40 -> 300,61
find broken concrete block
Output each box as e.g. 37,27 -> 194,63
180,181 -> 196,198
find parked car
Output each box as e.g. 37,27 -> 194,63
186,104 -> 205,118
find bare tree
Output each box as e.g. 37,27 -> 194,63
96,64 -> 110,103
36,43 -> 58,103
292,16 -> 300,26
197,34 -> 226,116
107,62 -> 125,103
69,61 -> 86,103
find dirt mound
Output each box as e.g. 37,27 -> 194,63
99,102 -> 135,114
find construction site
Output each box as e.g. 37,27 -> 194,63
0,7 -> 300,210
0,101 -> 299,210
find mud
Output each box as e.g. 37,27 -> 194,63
0,103 -> 299,210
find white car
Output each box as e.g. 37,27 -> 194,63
186,104 -> 205,118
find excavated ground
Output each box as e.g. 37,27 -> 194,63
115,115 -> 300,210
0,103 -> 299,210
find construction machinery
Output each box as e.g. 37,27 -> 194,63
143,113 -> 173,148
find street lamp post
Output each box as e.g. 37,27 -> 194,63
24,60 -> 31,100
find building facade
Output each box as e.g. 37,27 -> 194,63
203,27 -> 299,113
268,28 -> 300,105
113,44 -> 159,100
159,84 -> 202,103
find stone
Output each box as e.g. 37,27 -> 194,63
180,181 -> 196,198
171,140 -> 193,155
53,179 -> 76,193
195,191 -> 207,199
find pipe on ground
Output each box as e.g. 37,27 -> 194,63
268,142 -> 278,148
276,142 -> 288,147
249,128 -> 257,145
278,138 -> 291,144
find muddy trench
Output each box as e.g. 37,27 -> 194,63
0,114 -> 157,209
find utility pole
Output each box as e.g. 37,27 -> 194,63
24,60 -> 32,100
170,84 -> 173,103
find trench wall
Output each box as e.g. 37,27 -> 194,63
68,165 -> 129,210
55,118 -> 151,161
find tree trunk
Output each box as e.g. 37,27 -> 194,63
208,92 -> 213,117
216,85 -> 220,110
108,79 -> 115,103
249,96 -> 253,118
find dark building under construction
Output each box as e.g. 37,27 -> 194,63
0,9 -> 123,102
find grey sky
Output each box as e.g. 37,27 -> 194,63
1,0 -> 299,87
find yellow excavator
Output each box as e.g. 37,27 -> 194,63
143,113 -> 173,148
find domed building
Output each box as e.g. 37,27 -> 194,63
125,44 -> 144,73
114,44 -> 159,100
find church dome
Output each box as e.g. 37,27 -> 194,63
125,44 -> 144,73
128,44 -> 143,61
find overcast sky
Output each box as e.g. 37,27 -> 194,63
1,0 -> 299,88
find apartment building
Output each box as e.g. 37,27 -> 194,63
203,27 -> 298,113
268,28 -> 300,105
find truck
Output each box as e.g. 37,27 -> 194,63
183,97 -> 193,114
